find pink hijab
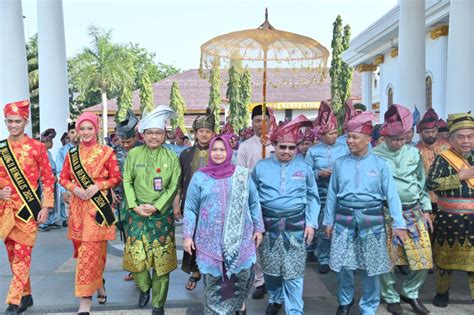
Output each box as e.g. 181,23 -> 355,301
199,136 -> 236,179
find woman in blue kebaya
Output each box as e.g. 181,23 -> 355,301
183,136 -> 264,315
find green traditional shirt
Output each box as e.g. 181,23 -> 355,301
122,145 -> 181,275
123,145 -> 181,212
373,143 -> 432,211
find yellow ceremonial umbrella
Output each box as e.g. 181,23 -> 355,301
200,9 -> 329,157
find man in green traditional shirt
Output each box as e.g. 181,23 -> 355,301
123,105 -> 181,315
373,105 -> 433,315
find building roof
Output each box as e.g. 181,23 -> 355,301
85,68 -> 362,129
342,0 -> 450,67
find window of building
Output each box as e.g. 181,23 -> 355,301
426,76 -> 432,109
388,87 -> 393,107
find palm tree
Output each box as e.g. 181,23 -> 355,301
68,26 -> 133,138
26,34 -> 39,137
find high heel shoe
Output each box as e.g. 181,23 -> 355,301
97,278 -> 107,305
77,296 -> 92,315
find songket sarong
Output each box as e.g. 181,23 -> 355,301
123,207 -> 177,276
329,201 -> 391,276
74,240 -> 107,297
385,203 -> 433,270
259,208 -> 306,280
433,197 -> 474,271
203,267 -> 254,315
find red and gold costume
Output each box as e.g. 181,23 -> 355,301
59,142 -> 121,297
0,135 -> 54,305
416,139 -> 450,204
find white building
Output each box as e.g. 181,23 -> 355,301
343,0 -> 474,121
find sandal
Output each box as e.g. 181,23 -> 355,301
185,273 -> 201,291
97,279 -> 107,305
123,272 -> 134,281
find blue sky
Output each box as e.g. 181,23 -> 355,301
22,0 -> 397,70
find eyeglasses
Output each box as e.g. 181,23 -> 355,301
144,130 -> 164,136
278,145 -> 297,151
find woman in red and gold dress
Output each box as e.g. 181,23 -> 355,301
60,112 -> 121,314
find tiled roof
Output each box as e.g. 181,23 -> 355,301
85,68 -> 362,129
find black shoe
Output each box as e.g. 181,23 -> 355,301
5,304 -> 19,315
235,310 -> 246,315
17,295 -> 33,313
138,289 -> 150,308
265,303 -> 282,315
387,302 -> 403,315
396,265 -> 410,275
306,252 -> 317,263
39,226 -> 50,232
433,291 -> 449,307
252,284 -> 266,299
400,295 -> 430,313
48,223 -> 61,229
336,300 -> 354,315
152,307 -> 164,315
318,264 -> 330,274
62,221 -> 68,227
97,278 -> 107,305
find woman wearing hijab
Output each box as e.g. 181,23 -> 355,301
183,136 -> 264,315
59,112 -> 121,315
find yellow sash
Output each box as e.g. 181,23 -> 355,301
440,149 -> 474,189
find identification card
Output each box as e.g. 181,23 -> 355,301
154,177 -> 163,191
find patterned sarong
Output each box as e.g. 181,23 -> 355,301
75,241 -> 107,297
329,201 -> 391,276
203,267 -> 254,315
259,208 -> 306,280
385,204 -> 433,270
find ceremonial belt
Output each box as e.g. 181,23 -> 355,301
338,199 -> 383,209
437,196 -> 474,214
440,149 -> 474,189
69,147 -> 116,226
0,140 -> 41,222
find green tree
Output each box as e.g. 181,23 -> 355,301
115,83 -> 133,123
68,25 -> 133,137
208,59 -> 221,133
240,68 -> 252,129
226,66 -> 242,131
329,15 -> 344,132
139,71 -> 154,117
169,81 -> 186,132
340,24 -> 353,106
26,34 -> 40,137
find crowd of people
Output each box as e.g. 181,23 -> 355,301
0,99 -> 473,315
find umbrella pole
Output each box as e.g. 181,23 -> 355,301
262,51 -> 268,159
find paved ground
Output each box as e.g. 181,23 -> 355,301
0,224 -> 472,314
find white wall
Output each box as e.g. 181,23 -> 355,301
378,51 -> 399,120
425,31 -> 448,119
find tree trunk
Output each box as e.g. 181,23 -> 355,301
102,90 -> 108,141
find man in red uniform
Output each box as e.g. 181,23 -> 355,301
0,100 -> 55,315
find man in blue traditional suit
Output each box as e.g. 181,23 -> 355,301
324,112 -> 408,315
373,105 -> 433,315
305,101 -> 347,273
252,115 -> 320,315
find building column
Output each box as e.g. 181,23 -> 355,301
396,0 -> 426,112
38,0 -> 69,156
357,64 -> 377,110
430,25 -> 449,118
445,0 -> 474,115
0,0 -> 31,138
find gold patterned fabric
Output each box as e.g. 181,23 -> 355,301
5,238 -> 32,305
385,206 -> 433,270
122,209 -> 177,276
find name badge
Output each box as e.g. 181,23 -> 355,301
154,177 -> 163,191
